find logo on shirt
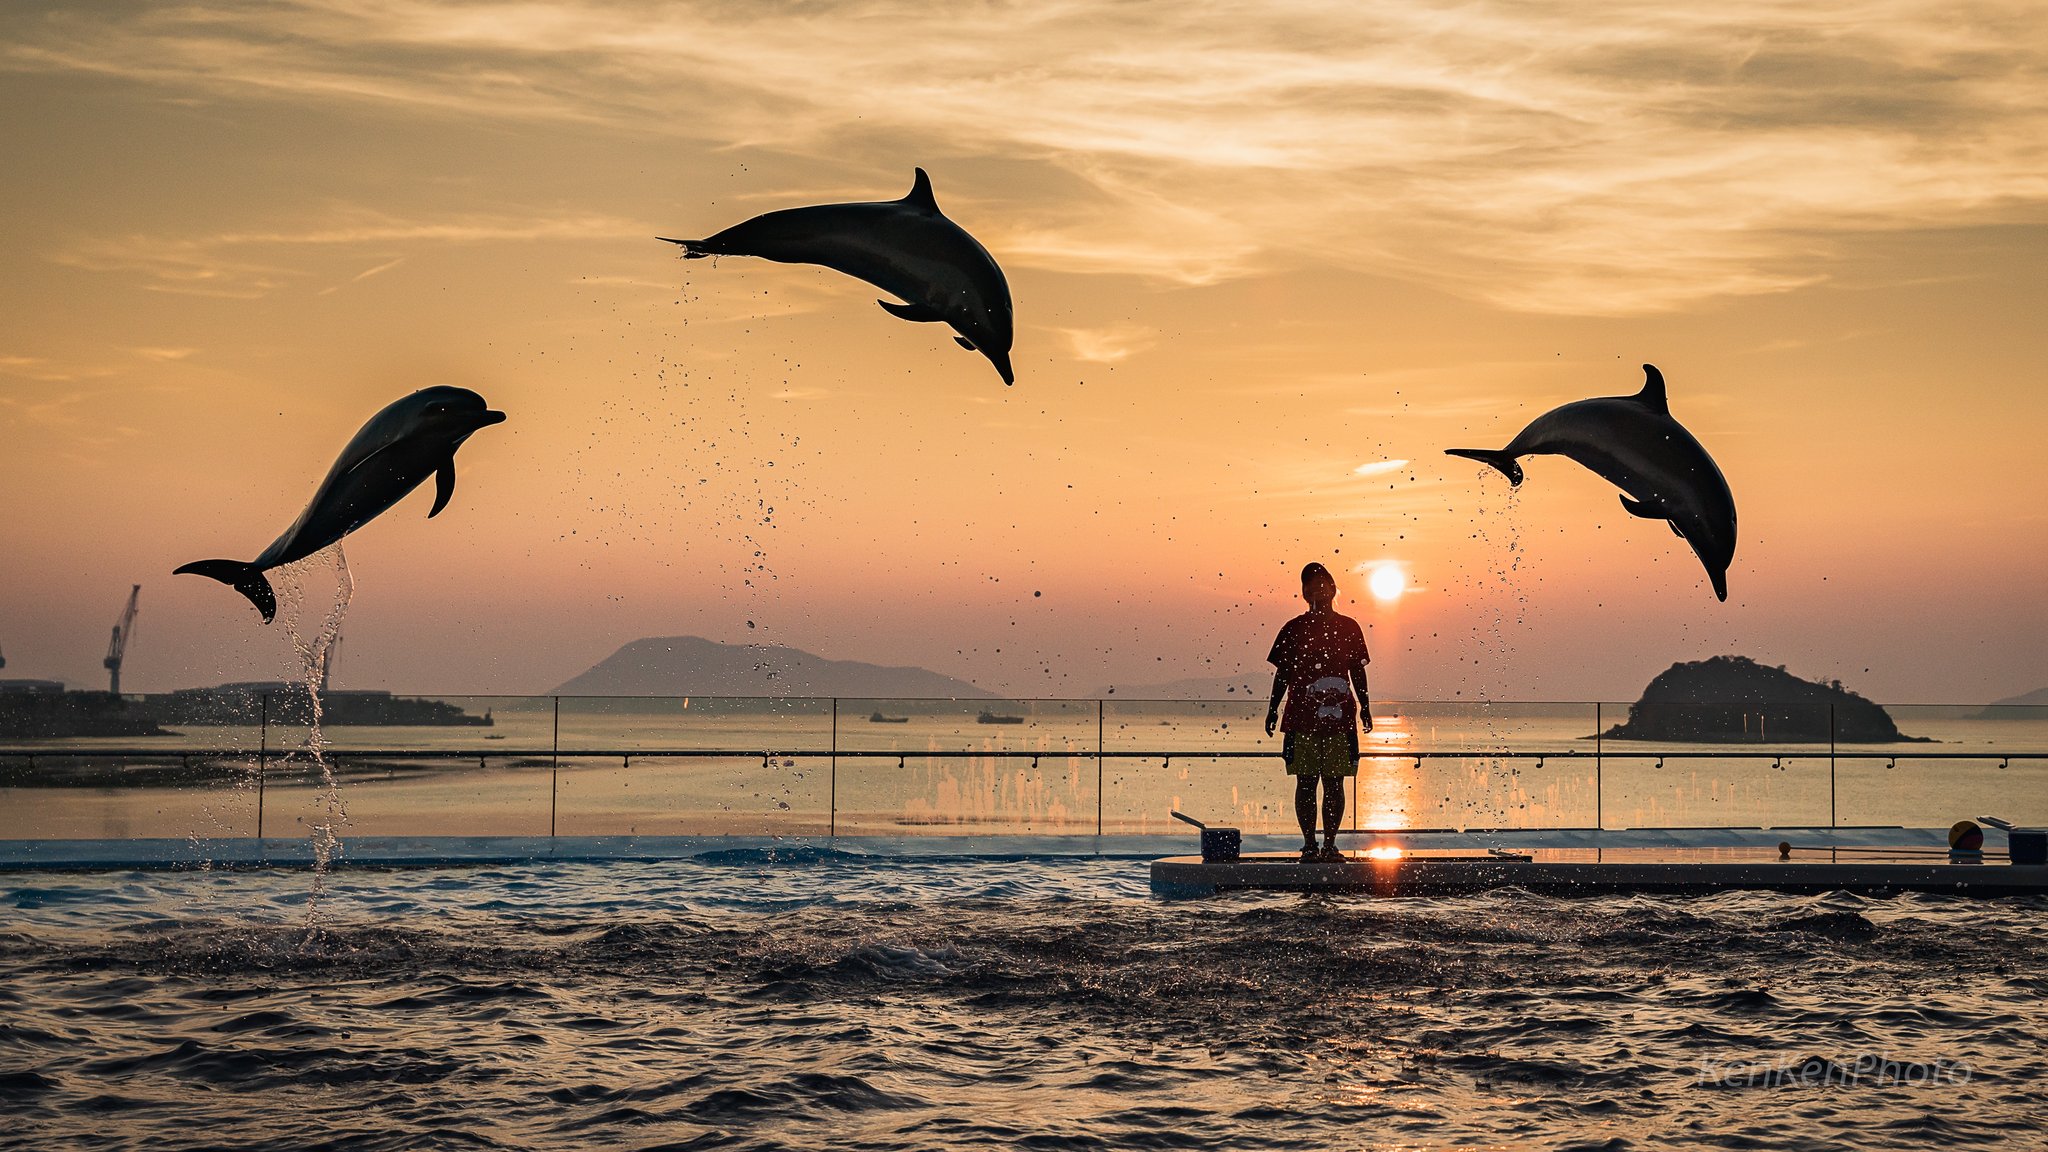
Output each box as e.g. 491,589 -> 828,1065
1305,675 -> 1352,721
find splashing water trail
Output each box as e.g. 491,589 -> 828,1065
274,545 -> 355,921
1466,487 -> 1525,820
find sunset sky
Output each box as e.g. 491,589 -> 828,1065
1,0 -> 2043,703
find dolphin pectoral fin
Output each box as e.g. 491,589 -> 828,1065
954,336 -> 976,351
902,168 -> 940,214
1631,364 -> 1670,415
1445,448 -> 1525,487
878,299 -> 946,323
1619,495 -> 1684,536
429,458 -> 456,518
174,559 -> 278,624
1619,495 -> 1667,520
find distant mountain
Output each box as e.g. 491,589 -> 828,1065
1987,687 -> 2048,708
1973,686 -> 2048,719
1098,674 -> 1263,699
1603,655 -> 1926,743
551,636 -> 992,700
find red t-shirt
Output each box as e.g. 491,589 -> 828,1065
1267,610 -> 1369,734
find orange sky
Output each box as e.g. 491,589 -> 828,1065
1,0 -> 2044,702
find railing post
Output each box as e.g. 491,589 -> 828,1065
1829,702 -> 1837,829
257,691 -> 268,844
1594,702 -> 1603,831
829,697 -> 838,839
550,695 -> 560,839
1096,698 -> 1105,838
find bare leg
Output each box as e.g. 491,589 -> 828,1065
1321,777 -> 1346,848
1294,775 -> 1318,848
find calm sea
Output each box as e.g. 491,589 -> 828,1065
5,699 -> 2047,842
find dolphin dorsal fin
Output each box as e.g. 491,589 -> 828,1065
1633,364 -> 1669,415
902,168 -> 939,213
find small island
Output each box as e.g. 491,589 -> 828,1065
1603,656 -> 1927,744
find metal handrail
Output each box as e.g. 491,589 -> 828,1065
4,747 -> 2045,761
4,690 -> 2044,841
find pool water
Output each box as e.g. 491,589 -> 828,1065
3,851 -> 2043,1150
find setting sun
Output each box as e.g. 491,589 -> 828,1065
1368,564 -> 1407,603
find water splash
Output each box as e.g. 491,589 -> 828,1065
274,545 -> 355,921
1462,486 -> 1526,824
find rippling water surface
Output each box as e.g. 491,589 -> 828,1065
3,850 -> 2044,1150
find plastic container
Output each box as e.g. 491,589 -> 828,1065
2008,829 -> 2046,866
1200,827 -> 1242,863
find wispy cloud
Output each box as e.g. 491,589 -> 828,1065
6,0 -> 2045,311
319,255 -> 406,295
50,208 -> 639,296
0,354 -> 111,383
1058,324 -> 1158,364
1353,459 -> 1410,477
133,346 -> 199,361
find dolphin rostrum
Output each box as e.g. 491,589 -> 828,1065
175,386 -> 506,622
1445,364 -> 1737,600
659,168 -> 1015,385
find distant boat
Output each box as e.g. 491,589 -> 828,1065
869,712 -> 910,724
977,710 -> 1025,725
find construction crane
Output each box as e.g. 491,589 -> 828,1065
104,585 -> 139,696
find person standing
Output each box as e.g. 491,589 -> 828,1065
1264,562 -> 1372,861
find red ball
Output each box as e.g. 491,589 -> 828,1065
1949,820 -> 1984,851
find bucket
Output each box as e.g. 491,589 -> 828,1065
1171,811 -> 1242,863
1200,827 -> 1242,863
2009,829 -> 2047,866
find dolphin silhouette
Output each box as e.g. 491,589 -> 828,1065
659,168 -> 1015,385
175,386 -> 506,622
1445,364 -> 1737,600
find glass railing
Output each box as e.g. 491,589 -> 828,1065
0,693 -> 2042,840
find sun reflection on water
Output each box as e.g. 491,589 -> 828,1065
1358,711 -> 1416,829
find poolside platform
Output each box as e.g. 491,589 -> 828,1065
1149,842 -> 2048,898
0,825 -> 2037,895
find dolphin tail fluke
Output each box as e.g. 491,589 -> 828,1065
656,236 -> 716,259
1445,448 -> 1524,486
174,559 -> 277,624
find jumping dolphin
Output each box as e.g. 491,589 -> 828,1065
1445,364 -> 1737,600
659,168 -> 1015,385
175,386 -> 506,622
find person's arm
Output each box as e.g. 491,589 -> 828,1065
1265,672 -> 1286,737
1350,621 -> 1372,733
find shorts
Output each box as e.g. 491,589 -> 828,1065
1284,732 -> 1356,777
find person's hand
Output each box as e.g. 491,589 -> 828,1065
1359,697 -> 1374,733
1264,706 -> 1279,737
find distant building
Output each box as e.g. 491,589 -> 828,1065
0,679 -> 66,695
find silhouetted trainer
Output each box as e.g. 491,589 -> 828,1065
1264,563 -> 1371,861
